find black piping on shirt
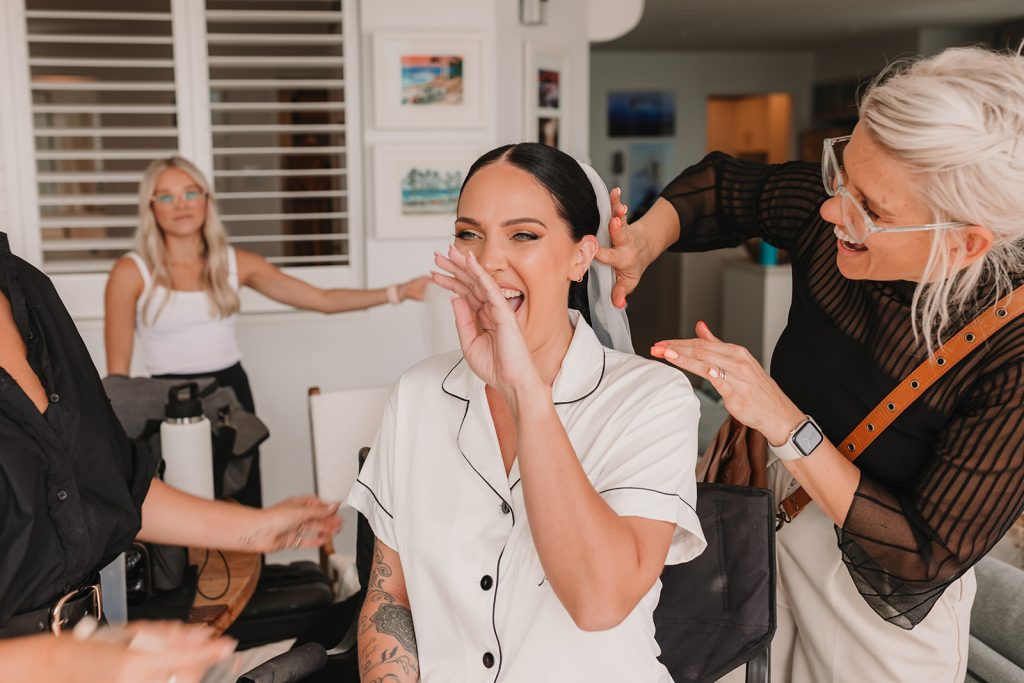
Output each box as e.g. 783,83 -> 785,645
451,399 -> 516,527
598,485 -> 699,516
353,479 -> 394,519
490,543 -> 507,683
553,351 -> 606,406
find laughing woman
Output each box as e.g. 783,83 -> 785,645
599,46 -> 1024,681
347,143 -> 706,682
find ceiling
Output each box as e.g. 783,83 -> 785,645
597,0 -> 1024,51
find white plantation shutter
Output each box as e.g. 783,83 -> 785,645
205,0 -> 355,267
0,0 -> 362,313
25,2 -> 179,274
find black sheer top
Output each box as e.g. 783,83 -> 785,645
661,154 -> 1024,629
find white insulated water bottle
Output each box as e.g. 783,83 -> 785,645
160,382 -> 214,499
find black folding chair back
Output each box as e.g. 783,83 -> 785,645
654,483 -> 776,683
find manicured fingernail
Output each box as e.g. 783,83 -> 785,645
664,349 -> 678,360
708,367 -> 719,378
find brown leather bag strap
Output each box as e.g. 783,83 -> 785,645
778,283 -> 1024,528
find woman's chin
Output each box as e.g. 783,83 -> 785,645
836,241 -> 871,280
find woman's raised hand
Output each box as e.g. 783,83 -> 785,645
596,188 -> 683,309
432,246 -> 540,393
651,321 -> 804,446
595,187 -> 646,309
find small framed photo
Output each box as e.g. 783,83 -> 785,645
524,41 -> 569,150
372,143 -> 483,239
372,31 -> 487,129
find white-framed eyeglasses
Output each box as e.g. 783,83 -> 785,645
151,190 -> 207,205
821,135 -> 969,244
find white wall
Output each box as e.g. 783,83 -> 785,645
589,50 -> 814,336
61,0 -> 594,522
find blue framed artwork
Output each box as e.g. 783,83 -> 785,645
608,91 -> 675,137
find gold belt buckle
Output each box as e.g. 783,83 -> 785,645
50,584 -> 102,636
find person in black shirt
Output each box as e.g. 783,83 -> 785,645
598,46 -> 1024,681
0,231 -> 341,665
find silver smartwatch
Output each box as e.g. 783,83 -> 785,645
769,415 -> 824,461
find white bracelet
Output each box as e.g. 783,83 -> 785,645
386,284 -> 401,305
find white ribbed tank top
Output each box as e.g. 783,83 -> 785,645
127,248 -> 242,375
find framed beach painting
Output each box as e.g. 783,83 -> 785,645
372,144 -> 483,239
524,41 -> 569,150
373,32 -> 486,129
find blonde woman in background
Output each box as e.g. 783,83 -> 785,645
105,156 -> 430,506
599,46 -> 1024,681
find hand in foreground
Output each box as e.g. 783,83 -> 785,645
398,275 -> 432,302
73,619 -> 237,683
245,496 -> 342,553
594,187 -> 649,309
431,246 -> 540,394
651,321 -> 804,445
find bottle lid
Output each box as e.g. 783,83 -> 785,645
165,382 -> 204,420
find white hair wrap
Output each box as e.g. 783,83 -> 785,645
577,161 -> 634,353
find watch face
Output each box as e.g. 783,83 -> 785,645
793,421 -> 824,456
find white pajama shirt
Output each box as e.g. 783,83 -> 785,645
347,314 -> 706,682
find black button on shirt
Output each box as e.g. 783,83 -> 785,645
480,575 -> 493,591
482,652 -> 495,668
0,232 -> 157,628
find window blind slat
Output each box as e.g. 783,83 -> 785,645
221,212 -> 348,223
211,146 -> 346,156
28,34 -> 174,45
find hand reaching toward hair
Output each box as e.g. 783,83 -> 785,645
432,246 -> 542,395
595,187 -> 658,309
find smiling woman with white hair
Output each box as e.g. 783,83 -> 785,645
598,45 -> 1024,681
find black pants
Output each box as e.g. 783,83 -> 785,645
156,362 -> 262,508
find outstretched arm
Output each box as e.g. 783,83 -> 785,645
237,249 -> 429,313
139,479 -> 340,553
358,539 -> 419,683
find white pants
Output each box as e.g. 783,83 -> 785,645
721,467 -> 975,683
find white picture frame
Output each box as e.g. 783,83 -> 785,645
372,143 -> 484,239
372,31 -> 486,129
523,40 -> 569,150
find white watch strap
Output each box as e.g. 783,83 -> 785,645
769,416 -> 822,461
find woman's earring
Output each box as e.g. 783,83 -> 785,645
574,272 -> 584,283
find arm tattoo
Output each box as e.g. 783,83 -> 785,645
359,542 -> 419,680
371,604 -> 417,654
